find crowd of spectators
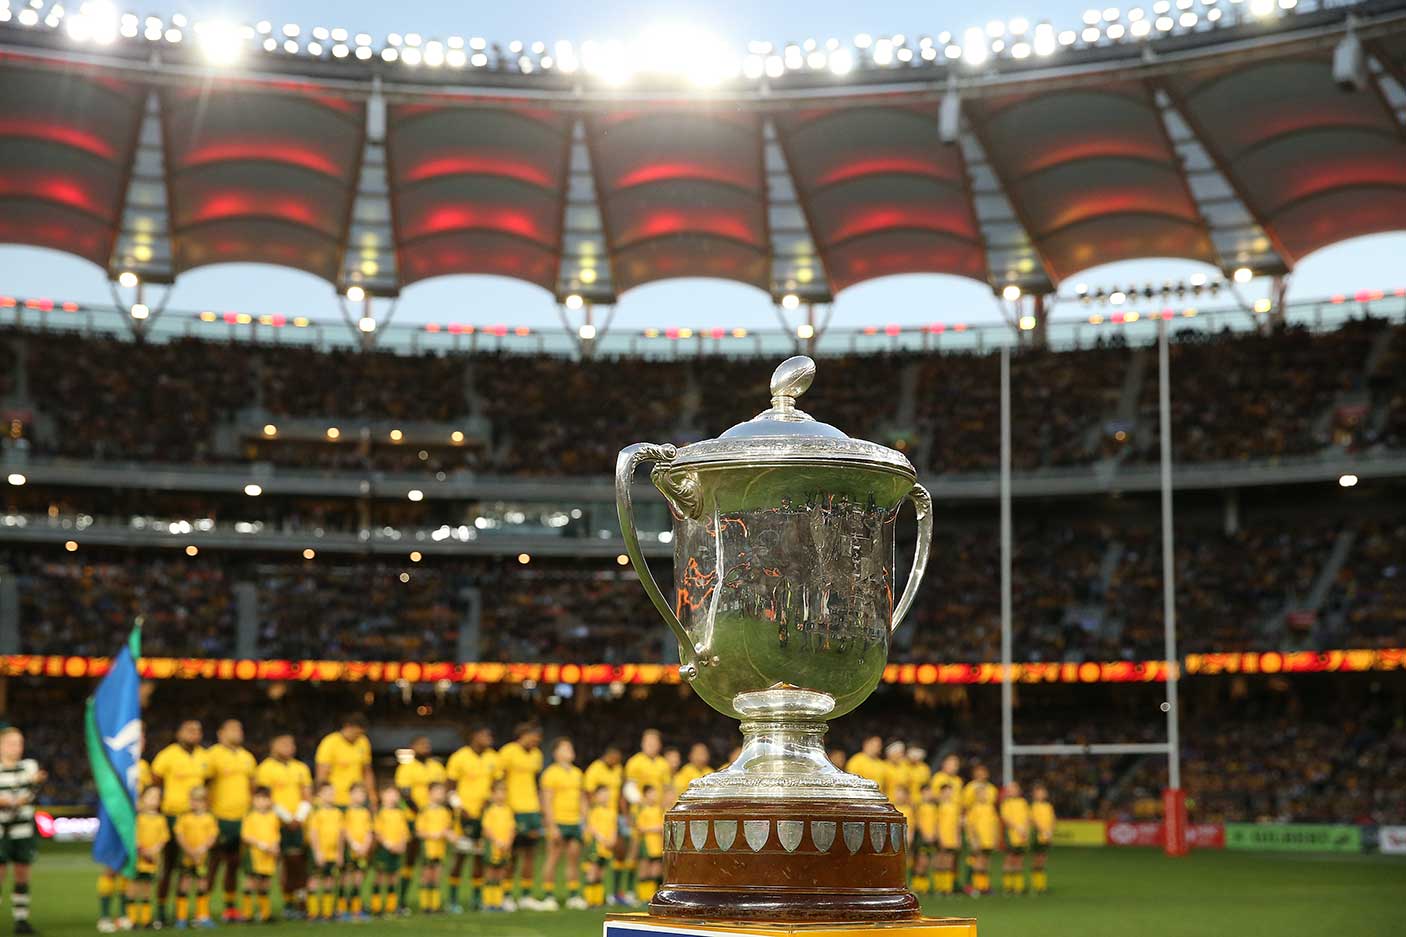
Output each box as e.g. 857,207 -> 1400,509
3,509 -> 1398,664
7,551 -> 235,657
5,317 -> 1402,475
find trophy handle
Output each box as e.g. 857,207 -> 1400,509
891,482 -> 933,633
616,443 -> 700,676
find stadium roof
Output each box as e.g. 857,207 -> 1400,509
1,1 -> 1405,305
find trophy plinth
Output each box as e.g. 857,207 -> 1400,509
652,687 -> 917,922
617,356 -> 936,925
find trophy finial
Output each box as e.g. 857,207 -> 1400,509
770,355 -> 816,402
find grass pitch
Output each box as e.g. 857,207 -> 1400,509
12,845 -> 1403,937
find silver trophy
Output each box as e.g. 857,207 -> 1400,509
616,355 -> 932,806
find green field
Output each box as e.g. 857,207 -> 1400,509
12,846 -> 1404,937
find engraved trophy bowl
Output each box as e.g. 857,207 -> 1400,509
616,356 -> 933,922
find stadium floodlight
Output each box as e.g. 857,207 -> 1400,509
578,323 -> 597,340
1249,0 -> 1274,14
962,26 -> 988,65
780,293 -> 801,310
796,323 -> 815,339
1002,284 -> 1022,301
517,553 -> 531,565
1107,23 -> 1126,38
1018,315 -> 1037,330
129,302 -> 149,320
65,540 -> 79,552
1155,16 -> 1174,31
326,426 -> 341,440
828,48 -> 854,74
410,551 -> 422,562
985,19 -> 1004,38
1253,298 -> 1272,313
617,554 -> 630,566
1082,25 -> 1102,42
1189,272 -> 1207,286
196,20 -> 243,65
389,429 -> 404,442
1033,23 -> 1057,54
1009,17 -> 1030,34
1338,473 -> 1359,488
1011,41 -> 1031,58
185,545 -> 199,557
345,285 -> 365,302
1109,290 -> 1127,304
1179,12 -> 1198,27
5,473 -> 24,487
357,316 -> 377,333
450,430 -> 465,444
1233,266 -> 1253,283
764,55 -> 784,77
872,38 -> 893,65
243,484 -> 263,497
262,424 -> 277,437
1208,7 -> 1223,21
117,270 -> 138,288
564,293 -> 584,310
407,489 -> 424,502
1131,19 -> 1152,36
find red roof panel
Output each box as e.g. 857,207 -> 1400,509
0,63 -> 143,269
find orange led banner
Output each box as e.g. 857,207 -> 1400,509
0,649 -> 1400,685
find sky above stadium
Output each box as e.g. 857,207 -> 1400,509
3,0 -> 1404,334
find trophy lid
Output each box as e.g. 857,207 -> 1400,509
669,355 -> 916,477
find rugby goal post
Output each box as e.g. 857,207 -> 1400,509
996,326 -> 1187,857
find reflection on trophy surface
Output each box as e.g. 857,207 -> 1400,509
616,354 -> 933,921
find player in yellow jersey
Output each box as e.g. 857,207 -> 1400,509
962,764 -> 999,895
314,714 -> 373,807
634,786 -> 665,903
129,787 -> 168,928
495,722 -> 544,909
583,746 -> 624,904
150,720 -> 209,926
415,782 -> 453,913
342,783 -> 374,919
540,738 -> 588,910
394,735 -> 446,910
445,725 -> 495,912
205,719 -> 256,922
933,783 -> 962,895
583,787 -> 617,908
372,786 -> 410,917
239,787 -> 279,922
479,781 -> 515,911
254,734 -> 312,920
1029,783 -> 1055,894
623,729 -> 670,905
845,736 -> 888,794
304,782 -> 344,921
912,784 -> 940,895
906,746 -> 932,803
171,787 -> 218,927
882,741 -> 910,802
999,782 -> 1030,895
929,753 -> 962,799
672,743 -> 713,800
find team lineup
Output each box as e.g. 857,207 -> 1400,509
0,717 -> 1058,934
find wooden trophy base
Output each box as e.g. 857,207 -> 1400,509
650,798 -> 919,923
606,914 -> 977,937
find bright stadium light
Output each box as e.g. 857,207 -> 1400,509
1249,0 -> 1274,15
1233,266 -> 1253,283
117,270 -> 138,288
1338,473 -> 1358,488
1002,284 -> 1022,301
5,473 -> 24,487
303,548 -> 316,560
828,48 -> 854,74
262,424 -> 277,437
244,483 -> 262,497
358,316 -> 376,333
564,293 -> 584,310
962,27 -> 988,65
130,302 -> 149,320
781,293 -> 801,310
326,426 -> 341,440
578,323 -> 597,340
796,323 -> 815,340
1018,315 -> 1037,330
196,20 -> 243,64
407,489 -> 424,502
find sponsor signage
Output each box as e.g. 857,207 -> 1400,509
1225,823 -> 1361,853
1378,826 -> 1406,855
1107,820 -> 1224,849
1051,819 -> 1106,847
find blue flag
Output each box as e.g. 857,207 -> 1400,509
85,623 -> 142,875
